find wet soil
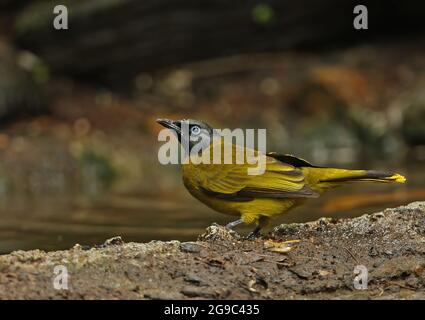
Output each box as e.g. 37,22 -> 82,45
0,201 -> 424,299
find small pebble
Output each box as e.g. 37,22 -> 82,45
179,242 -> 202,253
184,273 -> 204,285
103,236 -> 124,246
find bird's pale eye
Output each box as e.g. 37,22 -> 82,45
190,125 -> 201,135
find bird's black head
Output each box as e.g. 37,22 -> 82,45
156,118 -> 214,151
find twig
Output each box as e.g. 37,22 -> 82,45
343,247 -> 359,264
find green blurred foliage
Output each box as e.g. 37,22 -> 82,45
251,3 -> 276,25
78,150 -> 117,196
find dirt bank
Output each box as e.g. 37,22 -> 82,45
0,201 -> 424,299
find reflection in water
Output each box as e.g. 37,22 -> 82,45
0,162 -> 421,254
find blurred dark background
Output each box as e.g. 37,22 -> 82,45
0,0 -> 424,253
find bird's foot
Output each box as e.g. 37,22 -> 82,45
246,227 -> 262,240
225,219 -> 243,230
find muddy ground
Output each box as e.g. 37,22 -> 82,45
0,201 -> 424,299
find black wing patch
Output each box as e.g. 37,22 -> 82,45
267,153 -> 318,168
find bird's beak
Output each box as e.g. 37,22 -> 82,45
156,118 -> 181,134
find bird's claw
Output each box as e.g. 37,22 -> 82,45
246,231 -> 263,240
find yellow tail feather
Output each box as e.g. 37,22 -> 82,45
387,173 -> 406,183
302,167 -> 406,193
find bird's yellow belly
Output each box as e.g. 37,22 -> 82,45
186,185 -> 301,224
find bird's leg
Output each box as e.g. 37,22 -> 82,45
225,219 -> 243,230
246,216 -> 268,240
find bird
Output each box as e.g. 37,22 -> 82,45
156,118 -> 406,238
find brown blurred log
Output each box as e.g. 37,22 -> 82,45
9,0 -> 425,88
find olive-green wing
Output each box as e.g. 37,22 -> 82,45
195,145 -> 319,200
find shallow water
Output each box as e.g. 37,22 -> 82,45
0,163 -> 423,254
